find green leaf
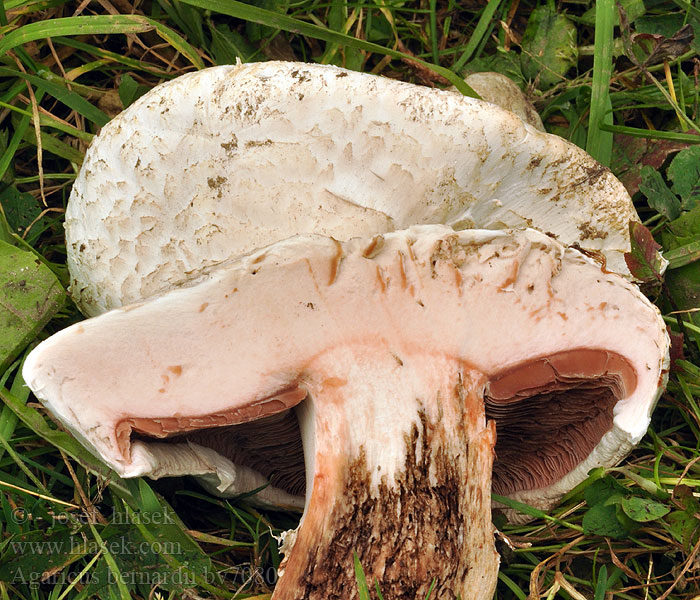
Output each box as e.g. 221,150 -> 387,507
624,222 -> 665,283
0,186 -> 52,245
0,240 -> 65,372
0,528 -> 84,583
118,74 -> 150,108
581,0 -> 645,26
663,206 -> 700,325
615,502 -> 638,532
620,495 -> 670,522
584,477 -> 628,507
582,502 -> 631,539
464,52 -> 526,87
666,508 -> 700,550
611,134 -> 690,197
582,476 -> 640,539
520,5 -> 578,89
668,146 -> 700,209
666,264 -> 700,327
208,22 -> 257,64
0,203 -> 47,258
83,482 -> 224,596
624,24 -> 694,68
638,166 -> 682,220
636,14 -> 685,39
665,205 -> 700,247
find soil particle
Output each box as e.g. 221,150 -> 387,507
577,222 -> 610,241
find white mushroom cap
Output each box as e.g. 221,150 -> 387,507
462,71 -> 545,131
66,61 -> 638,316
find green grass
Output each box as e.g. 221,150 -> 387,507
1,1 -> 699,598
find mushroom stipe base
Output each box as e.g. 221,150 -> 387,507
275,351 -> 498,599
289,416 -> 494,600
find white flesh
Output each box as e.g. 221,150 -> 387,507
26,225 -> 668,506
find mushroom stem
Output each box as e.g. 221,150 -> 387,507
278,347 -> 498,599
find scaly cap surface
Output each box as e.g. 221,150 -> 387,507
66,61 -> 638,316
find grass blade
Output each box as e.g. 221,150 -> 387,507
0,66 -> 110,126
177,0 -> 479,97
664,240 -> 700,269
600,123 -> 700,143
594,564 -> 608,600
0,113 -> 31,182
452,0 -> 504,74
354,552 -> 371,600
54,36 -> 174,76
492,493 -> 584,532
586,0 -> 615,165
0,362 -> 30,463
0,15 -> 152,56
23,128 -> 85,164
429,0 -> 439,64
86,522 -> 131,600
498,571 -> 528,600
0,385 -> 129,493
0,15 -> 204,69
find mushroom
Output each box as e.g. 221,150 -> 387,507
23,225 -> 669,597
459,71 -> 545,131
66,60 -> 638,317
